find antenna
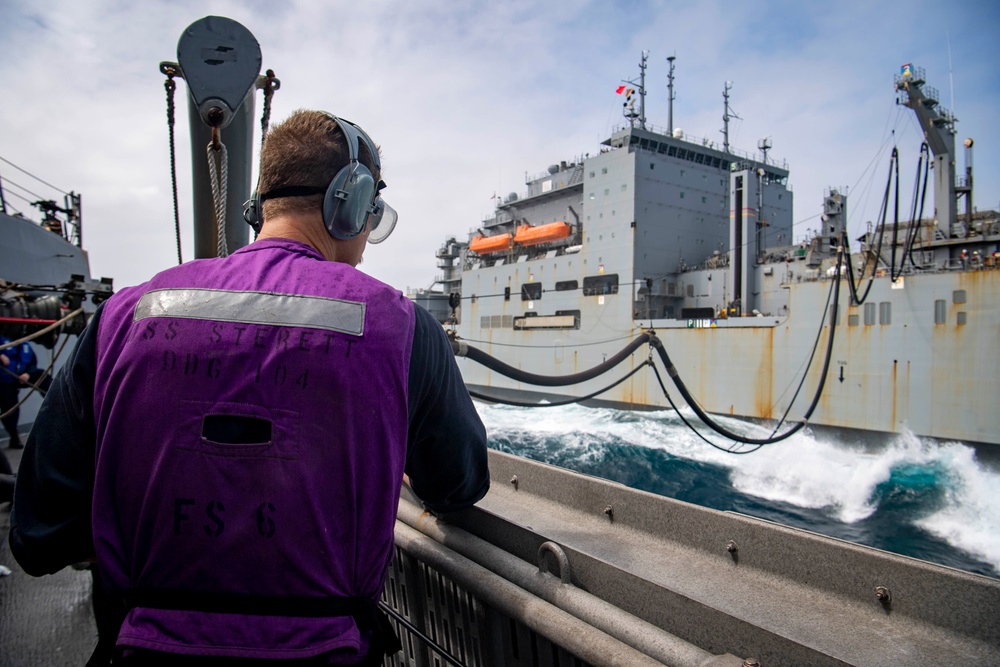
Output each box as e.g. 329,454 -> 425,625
758,136 -> 772,165
947,30 -> 955,116
639,50 -> 648,130
666,55 -> 676,134
620,51 -> 648,130
722,81 -> 740,154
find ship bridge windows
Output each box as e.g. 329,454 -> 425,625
583,274 -> 619,296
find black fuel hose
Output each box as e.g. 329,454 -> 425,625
451,244 -> 843,448
648,245 -> 843,445
452,333 -> 650,387
468,360 -> 654,408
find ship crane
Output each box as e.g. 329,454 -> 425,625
894,64 -> 958,233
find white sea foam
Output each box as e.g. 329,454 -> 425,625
912,442 -> 1000,574
475,402 -> 1000,574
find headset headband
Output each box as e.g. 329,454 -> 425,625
244,112 -> 397,243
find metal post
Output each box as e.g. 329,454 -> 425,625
639,50 -> 648,130
666,56 -> 676,135
188,90 -> 254,259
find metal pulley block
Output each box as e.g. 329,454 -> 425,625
176,16 -> 261,129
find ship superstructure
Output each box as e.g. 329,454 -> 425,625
418,57 -> 1000,447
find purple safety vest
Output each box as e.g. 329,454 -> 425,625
91,238 -> 414,660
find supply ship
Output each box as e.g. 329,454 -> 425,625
2,18 -> 999,667
415,53 -> 1000,448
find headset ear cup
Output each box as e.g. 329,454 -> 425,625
323,165 -> 376,239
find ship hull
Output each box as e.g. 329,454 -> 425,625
458,269 -> 1000,447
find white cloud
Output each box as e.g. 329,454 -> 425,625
2,0 -> 997,291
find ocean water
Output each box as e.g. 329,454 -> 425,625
475,402 -> 1000,580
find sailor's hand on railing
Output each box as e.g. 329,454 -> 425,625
0,354 -> 9,366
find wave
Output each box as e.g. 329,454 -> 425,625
475,402 -> 1000,577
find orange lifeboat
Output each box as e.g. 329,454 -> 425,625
469,232 -> 512,254
513,221 -> 571,247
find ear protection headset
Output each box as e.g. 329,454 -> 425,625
243,112 -> 395,243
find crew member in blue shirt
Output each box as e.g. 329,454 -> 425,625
1,336 -> 50,453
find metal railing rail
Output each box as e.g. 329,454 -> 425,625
394,499 -> 740,667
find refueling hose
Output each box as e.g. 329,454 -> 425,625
452,243 -> 845,449
453,333 -> 650,387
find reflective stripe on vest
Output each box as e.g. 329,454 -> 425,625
134,288 -> 366,336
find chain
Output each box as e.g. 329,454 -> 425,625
207,140 -> 229,257
163,68 -> 183,265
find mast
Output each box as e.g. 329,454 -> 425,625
894,64 -> 957,232
621,51 -> 648,129
639,50 -> 647,130
721,81 -> 739,154
666,55 -> 676,135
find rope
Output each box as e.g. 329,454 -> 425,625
207,142 -> 229,257
164,71 -> 183,265
378,603 -> 464,667
0,332 -> 71,420
260,69 -> 276,155
0,308 -> 84,351
0,155 -> 68,195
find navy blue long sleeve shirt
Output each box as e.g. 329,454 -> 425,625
10,300 -> 489,576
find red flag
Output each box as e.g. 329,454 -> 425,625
615,85 -> 626,94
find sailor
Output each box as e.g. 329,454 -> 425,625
0,336 -> 49,451
9,110 -> 490,664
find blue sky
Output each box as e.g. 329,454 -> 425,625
1,0 -> 998,292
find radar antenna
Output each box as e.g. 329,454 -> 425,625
758,136 -> 772,165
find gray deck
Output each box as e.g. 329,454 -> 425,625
0,438 -> 99,667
